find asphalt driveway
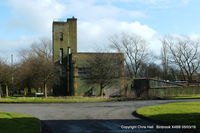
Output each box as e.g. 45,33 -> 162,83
0,99 -> 199,133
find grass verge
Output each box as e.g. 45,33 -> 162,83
136,101 -> 200,129
0,112 -> 40,133
0,96 -> 127,103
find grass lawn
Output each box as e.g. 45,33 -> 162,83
136,101 -> 200,129
0,112 -> 40,133
0,96 -> 126,103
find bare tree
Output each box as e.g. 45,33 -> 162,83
147,63 -> 162,78
19,38 -> 52,61
31,39 -> 52,59
0,58 -> 12,97
29,39 -> 56,97
30,56 -> 58,97
163,36 -> 200,82
161,39 -> 169,79
83,53 -> 124,96
15,58 -> 37,95
110,33 -> 149,78
17,39 -> 59,97
137,62 -> 162,78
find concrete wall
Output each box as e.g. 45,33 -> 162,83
132,78 -> 184,97
149,86 -> 200,97
72,53 -> 124,96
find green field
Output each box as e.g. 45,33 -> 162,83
0,96 -> 126,103
136,101 -> 200,129
0,112 -> 40,133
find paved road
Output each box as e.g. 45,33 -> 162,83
0,99 -> 199,133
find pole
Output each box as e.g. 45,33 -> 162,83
11,54 -> 14,96
67,47 -> 71,95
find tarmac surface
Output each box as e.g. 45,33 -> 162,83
0,99 -> 199,133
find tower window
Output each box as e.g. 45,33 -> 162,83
60,48 -> 63,64
67,47 -> 71,54
60,32 -> 63,41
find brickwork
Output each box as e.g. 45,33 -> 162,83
53,17 -> 77,64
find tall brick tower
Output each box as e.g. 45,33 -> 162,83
52,17 -> 77,96
52,17 -> 77,64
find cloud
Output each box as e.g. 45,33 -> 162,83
183,0 -> 191,5
78,19 -> 159,53
6,0 -> 145,33
109,0 -> 191,8
1,19 -> 160,58
1,0 -> 66,60
2,0 -> 161,61
96,0 -> 169,8
114,0 -> 190,4
187,33 -> 200,40
62,0 -> 146,21
0,35 -> 37,61
6,0 -> 66,36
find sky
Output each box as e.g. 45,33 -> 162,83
0,0 -> 200,62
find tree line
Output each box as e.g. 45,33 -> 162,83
110,34 -> 200,82
0,34 -> 200,97
0,39 -> 59,97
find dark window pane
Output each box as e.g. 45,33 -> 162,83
60,32 -> 63,41
60,48 -> 63,64
78,68 -> 90,77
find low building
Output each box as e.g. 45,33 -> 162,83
52,17 -> 124,96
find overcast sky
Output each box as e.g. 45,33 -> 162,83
0,0 -> 200,62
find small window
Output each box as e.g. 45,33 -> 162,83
60,48 -> 63,64
60,32 -> 63,41
78,68 -> 90,77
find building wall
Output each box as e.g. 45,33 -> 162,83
72,53 -> 124,96
52,17 -> 124,96
52,17 -> 77,96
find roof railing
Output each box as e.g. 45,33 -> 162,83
53,18 -> 67,22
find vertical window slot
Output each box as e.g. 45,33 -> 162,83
60,48 -> 63,64
60,32 -> 63,41
68,47 -> 71,54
